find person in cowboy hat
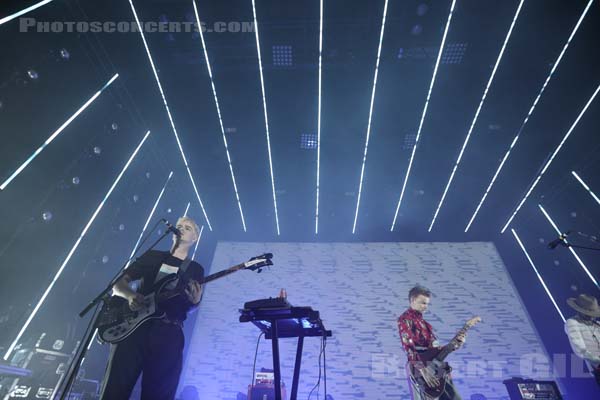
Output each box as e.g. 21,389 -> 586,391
564,293 -> 600,384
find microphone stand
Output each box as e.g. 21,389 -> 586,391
56,222 -> 173,399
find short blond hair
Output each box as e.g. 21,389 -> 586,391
177,216 -> 200,241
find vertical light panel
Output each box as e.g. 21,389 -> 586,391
390,0 -> 457,231
351,0 -> 389,234
126,171 -> 174,268
315,0 -> 324,235
465,0 -> 596,232
1,74 -> 119,190
0,0 -> 55,25
250,0 -> 281,235
184,202 -> 191,217
572,171 -> 600,206
192,0 -> 247,232
500,83 -> 600,233
428,0 -> 525,232
3,130 -> 151,360
128,0 -> 212,231
192,225 -> 205,261
538,204 -> 599,289
511,229 -> 566,322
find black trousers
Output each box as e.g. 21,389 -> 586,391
99,319 -> 184,400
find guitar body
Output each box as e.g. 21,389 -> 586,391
409,348 -> 452,399
97,283 -> 167,344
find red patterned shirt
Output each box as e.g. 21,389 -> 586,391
397,308 -> 439,367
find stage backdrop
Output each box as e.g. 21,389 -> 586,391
180,242 -> 553,400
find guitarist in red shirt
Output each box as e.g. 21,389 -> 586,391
397,286 -> 465,400
99,216 -> 204,400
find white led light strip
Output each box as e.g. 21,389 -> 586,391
538,204 -> 599,289
0,74 -> 119,190
428,0 -> 525,232
500,83 -> 600,233
315,0 -> 324,235
390,0 -> 457,231
192,225 -> 205,261
125,171 -> 174,268
465,0 -> 596,233
511,229 -> 566,322
3,130 -> 151,360
0,0 -> 54,25
250,0 -> 281,235
193,0 -> 247,232
184,201 -> 191,217
128,0 -> 212,231
351,0 -> 389,234
572,171 -> 600,206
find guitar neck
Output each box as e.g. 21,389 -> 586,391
435,325 -> 470,362
199,263 -> 245,284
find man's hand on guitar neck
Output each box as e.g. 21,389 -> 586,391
185,280 -> 203,305
454,332 -> 467,349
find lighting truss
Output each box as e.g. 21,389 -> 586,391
192,0 -> 247,232
0,0 -> 55,25
572,171 -> 600,206
465,0 -> 596,232
315,0 -> 324,235
538,204 -> 599,289
125,171 -> 174,268
500,83 -> 600,233
0,74 -> 119,190
351,0 -> 389,234
250,0 -> 280,235
3,130 -> 151,360
428,0 -> 525,232
390,0 -> 457,231
184,201 -> 191,217
511,229 -> 566,322
192,225 -> 205,261
128,0 -> 212,231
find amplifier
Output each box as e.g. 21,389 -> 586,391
503,377 -> 563,399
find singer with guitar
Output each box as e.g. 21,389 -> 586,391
398,286 -> 480,400
99,216 -> 204,400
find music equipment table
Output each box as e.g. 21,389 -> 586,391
240,300 -> 332,400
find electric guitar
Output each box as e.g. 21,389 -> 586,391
97,253 -> 273,343
409,316 -> 482,400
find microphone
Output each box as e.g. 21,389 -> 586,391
548,231 -> 571,250
161,219 -> 182,237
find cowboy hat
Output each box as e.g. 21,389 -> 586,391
567,294 -> 600,317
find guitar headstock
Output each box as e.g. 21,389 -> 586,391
244,253 -> 274,273
465,316 -> 482,329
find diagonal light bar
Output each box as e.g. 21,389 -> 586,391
125,171 -> 174,268
184,201 -> 191,217
428,0 -> 525,232
315,0 -> 324,235
572,171 -> 600,206
511,229 -> 566,322
538,204 -> 599,289
500,83 -> 600,233
0,74 -> 119,190
192,225 -> 205,261
0,0 -> 54,25
351,0 -> 389,234
128,0 -> 212,231
3,130 -> 150,360
465,0 -> 596,232
251,0 -> 280,235
193,0 -> 246,232
390,0 -> 457,231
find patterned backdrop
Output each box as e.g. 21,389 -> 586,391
179,242 -> 554,400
